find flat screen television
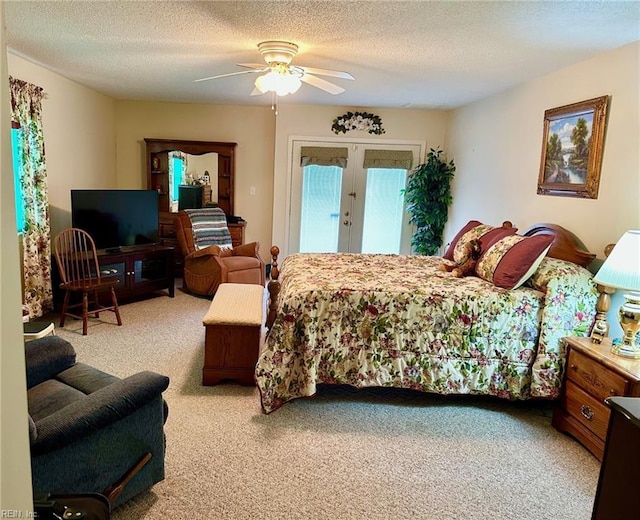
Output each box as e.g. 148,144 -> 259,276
71,189 -> 159,250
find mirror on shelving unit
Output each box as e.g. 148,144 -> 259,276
145,138 -> 236,217
166,152 -> 219,211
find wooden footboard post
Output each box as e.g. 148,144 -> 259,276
266,246 -> 281,330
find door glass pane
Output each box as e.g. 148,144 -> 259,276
361,168 -> 407,254
300,165 -> 342,253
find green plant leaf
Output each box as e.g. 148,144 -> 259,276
404,148 -> 455,255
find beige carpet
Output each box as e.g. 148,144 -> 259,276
52,284 -> 600,520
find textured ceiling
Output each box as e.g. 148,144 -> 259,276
5,1 -> 640,109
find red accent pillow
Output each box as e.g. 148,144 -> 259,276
475,227 -> 518,255
443,220 -> 483,260
475,234 -> 555,289
444,221 -> 517,262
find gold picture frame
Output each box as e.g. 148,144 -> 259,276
537,96 -> 609,198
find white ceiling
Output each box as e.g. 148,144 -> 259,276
4,1 -> 640,110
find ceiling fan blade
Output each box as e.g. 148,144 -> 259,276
194,69 -> 263,83
300,74 -> 346,95
237,63 -> 270,70
299,66 -> 354,80
250,87 -> 266,96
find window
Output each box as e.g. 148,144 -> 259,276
11,125 -> 25,233
171,155 -> 184,204
300,164 -> 343,252
168,151 -> 186,212
361,168 -> 407,254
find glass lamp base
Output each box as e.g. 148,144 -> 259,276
611,342 -> 640,359
615,294 -> 640,358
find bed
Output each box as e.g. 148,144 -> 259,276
256,222 -> 598,413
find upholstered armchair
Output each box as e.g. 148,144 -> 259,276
174,207 -> 265,296
27,335 -> 169,507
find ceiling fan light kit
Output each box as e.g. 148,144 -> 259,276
254,63 -> 303,96
195,40 -> 354,99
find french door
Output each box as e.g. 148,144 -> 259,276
289,141 -> 421,254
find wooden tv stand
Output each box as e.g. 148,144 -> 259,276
96,244 -> 175,301
52,244 -> 175,309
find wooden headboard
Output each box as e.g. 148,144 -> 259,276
522,223 -> 595,268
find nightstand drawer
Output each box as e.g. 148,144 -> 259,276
566,348 -> 627,402
563,380 -> 611,441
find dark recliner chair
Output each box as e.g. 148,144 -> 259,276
26,335 -> 169,507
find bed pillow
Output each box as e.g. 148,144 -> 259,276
475,234 -> 555,290
443,220 -> 482,260
449,223 -> 517,263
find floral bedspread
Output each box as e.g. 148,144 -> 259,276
256,254 -> 597,413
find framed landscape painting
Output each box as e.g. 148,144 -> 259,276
537,96 -> 609,198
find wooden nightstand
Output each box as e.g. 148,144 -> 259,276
552,336 -> 640,460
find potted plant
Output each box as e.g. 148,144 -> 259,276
403,148 -> 455,255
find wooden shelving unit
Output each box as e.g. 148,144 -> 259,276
144,139 -> 241,272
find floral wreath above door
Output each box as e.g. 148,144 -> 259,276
332,111 -> 385,135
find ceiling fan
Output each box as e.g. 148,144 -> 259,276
194,41 -> 354,96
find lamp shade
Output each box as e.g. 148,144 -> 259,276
275,73 -> 301,95
254,68 -> 302,96
254,71 -> 279,93
593,230 -> 640,291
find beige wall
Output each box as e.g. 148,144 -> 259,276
114,101 -> 275,258
1,5 -> 33,511
7,54 -> 117,237
447,41 -> 640,259
271,104 -> 450,254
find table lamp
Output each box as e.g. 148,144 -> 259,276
593,230 -> 640,357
